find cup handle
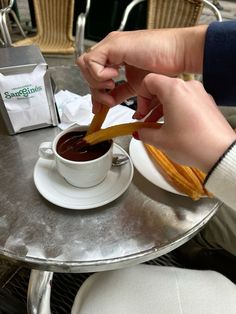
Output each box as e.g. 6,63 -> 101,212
39,142 -> 54,160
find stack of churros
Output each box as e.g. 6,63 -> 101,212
145,144 -> 212,200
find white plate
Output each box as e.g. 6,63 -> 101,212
129,139 -> 184,196
34,144 -> 134,210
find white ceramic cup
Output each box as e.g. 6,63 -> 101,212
38,125 -> 113,188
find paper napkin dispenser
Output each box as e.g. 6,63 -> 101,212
0,45 -> 59,135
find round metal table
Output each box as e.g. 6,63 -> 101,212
0,66 -> 220,313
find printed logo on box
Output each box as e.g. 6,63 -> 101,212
4,84 -> 43,99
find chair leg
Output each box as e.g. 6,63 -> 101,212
27,270 -> 53,314
9,9 -> 26,38
75,13 -> 86,59
0,14 -> 7,44
0,36 -> 5,46
1,12 -> 12,46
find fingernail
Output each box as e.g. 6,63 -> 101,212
132,112 -> 145,120
132,131 -> 140,140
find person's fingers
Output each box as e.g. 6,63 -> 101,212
132,73 -> 168,121
134,95 -> 162,120
78,55 -> 117,89
84,71 -> 115,90
87,59 -> 120,81
79,44 -> 122,82
137,126 -> 166,149
90,88 -> 117,107
133,73 -> 177,148
91,97 -> 103,114
144,104 -> 163,122
108,82 -> 136,104
138,73 -> 183,106
90,82 -> 136,114
91,81 -> 138,112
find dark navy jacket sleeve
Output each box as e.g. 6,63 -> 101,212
203,21 -> 236,106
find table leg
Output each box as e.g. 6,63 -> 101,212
27,270 -> 54,314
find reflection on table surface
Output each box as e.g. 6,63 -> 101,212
0,66 -> 220,273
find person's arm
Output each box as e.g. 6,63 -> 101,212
203,21 -> 236,106
134,73 -> 236,208
77,26 -> 207,113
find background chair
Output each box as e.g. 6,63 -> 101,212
118,0 -> 222,31
14,0 -> 90,55
147,0 -> 221,29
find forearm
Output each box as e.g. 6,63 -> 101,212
183,24 -> 208,74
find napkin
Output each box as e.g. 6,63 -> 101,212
55,90 -> 135,130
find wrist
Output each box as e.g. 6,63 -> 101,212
183,25 -> 208,74
204,139 -> 236,184
201,136 -> 236,173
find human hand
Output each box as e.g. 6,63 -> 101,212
135,74 -> 236,173
77,26 -> 207,113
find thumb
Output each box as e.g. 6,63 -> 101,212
138,124 -> 167,150
138,73 -> 176,105
135,73 -> 174,148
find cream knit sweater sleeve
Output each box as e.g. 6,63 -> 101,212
205,142 -> 236,209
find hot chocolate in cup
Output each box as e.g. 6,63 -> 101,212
38,125 -> 113,188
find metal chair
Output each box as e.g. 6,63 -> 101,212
0,0 -> 26,47
75,0 -> 91,58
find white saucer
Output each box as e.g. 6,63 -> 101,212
129,139 -> 184,196
34,144 -> 134,210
